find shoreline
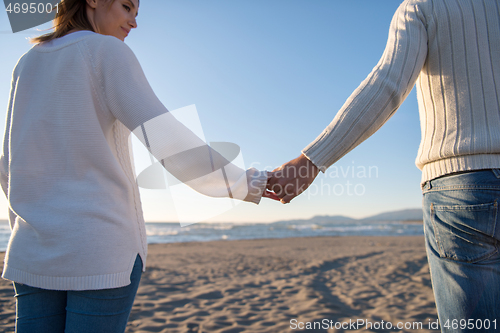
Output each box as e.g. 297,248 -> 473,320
0,236 -> 438,332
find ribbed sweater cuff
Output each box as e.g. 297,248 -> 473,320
301,145 -> 332,173
244,169 -> 267,204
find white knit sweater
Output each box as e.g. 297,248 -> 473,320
0,31 -> 267,290
303,0 -> 500,183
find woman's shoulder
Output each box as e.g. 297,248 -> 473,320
84,32 -> 133,50
83,33 -> 137,62
85,32 -> 124,45
11,47 -> 36,77
33,31 -> 133,56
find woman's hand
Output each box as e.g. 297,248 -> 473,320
262,189 -> 281,201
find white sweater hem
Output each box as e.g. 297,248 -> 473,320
420,154 -> 500,185
2,266 -> 133,291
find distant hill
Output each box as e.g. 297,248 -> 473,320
0,209 -> 423,226
272,208 -> 422,225
359,208 -> 423,222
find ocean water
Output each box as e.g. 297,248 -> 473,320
0,220 -> 424,252
0,222 -> 9,252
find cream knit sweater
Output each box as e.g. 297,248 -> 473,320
303,0 -> 500,183
0,31 -> 267,290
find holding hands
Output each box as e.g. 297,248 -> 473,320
265,154 -> 320,204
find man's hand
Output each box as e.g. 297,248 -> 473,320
267,154 -> 320,204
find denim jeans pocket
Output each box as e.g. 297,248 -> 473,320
430,200 -> 498,263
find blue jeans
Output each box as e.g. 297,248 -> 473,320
13,255 -> 142,333
423,170 -> 500,332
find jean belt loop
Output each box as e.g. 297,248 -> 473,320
421,180 -> 432,191
492,169 -> 500,179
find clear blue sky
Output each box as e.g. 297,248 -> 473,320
0,0 -> 423,223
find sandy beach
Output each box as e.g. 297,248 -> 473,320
0,236 -> 439,332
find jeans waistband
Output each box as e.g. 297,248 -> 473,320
422,169 -> 500,193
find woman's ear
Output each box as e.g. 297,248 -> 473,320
86,0 -> 98,9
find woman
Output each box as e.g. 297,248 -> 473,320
0,0 -> 277,332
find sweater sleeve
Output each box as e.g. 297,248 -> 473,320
302,0 -> 428,170
90,36 -> 266,203
0,71 -> 15,199
0,64 -> 22,227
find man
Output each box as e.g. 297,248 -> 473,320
268,0 -> 500,331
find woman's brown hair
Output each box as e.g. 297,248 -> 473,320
31,0 -> 111,44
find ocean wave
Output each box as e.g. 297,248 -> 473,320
0,222 -> 424,251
